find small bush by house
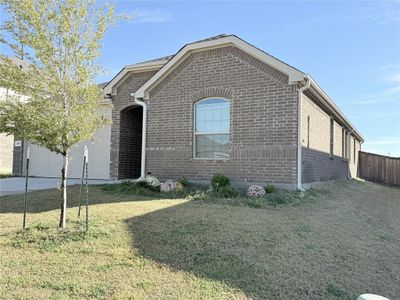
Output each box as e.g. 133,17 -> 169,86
209,173 -> 239,198
264,184 -> 276,194
211,173 -> 230,189
178,176 -> 190,188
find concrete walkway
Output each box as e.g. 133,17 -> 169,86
0,177 -> 112,196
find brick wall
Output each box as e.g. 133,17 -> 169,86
110,70 -> 158,179
301,91 -> 361,182
302,147 -> 348,183
301,92 -> 330,153
145,46 -> 298,186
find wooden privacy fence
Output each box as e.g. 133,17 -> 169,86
358,151 -> 400,186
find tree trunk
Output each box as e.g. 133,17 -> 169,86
59,153 -> 69,229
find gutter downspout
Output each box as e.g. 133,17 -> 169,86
358,139 -> 364,178
297,75 -> 311,191
347,129 -> 354,180
131,93 -> 147,178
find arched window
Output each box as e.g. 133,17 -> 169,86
194,98 -> 230,159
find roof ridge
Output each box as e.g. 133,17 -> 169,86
130,35 -> 232,66
189,34 -> 232,44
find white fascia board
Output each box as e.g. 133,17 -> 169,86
135,36 -> 305,99
309,78 -> 364,142
103,62 -> 165,95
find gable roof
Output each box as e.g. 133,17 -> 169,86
104,34 -> 363,142
104,34 -> 306,96
103,55 -> 173,95
134,34 -> 305,99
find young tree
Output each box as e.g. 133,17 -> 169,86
0,0 -> 116,229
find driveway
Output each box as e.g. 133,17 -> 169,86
0,177 -> 112,196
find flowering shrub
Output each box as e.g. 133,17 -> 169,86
131,176 -> 160,188
160,180 -> 175,192
144,176 -> 160,187
175,182 -> 184,191
247,185 -> 266,197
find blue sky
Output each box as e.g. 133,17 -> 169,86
1,1 -> 400,156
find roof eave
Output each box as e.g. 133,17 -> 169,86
103,61 -> 166,95
308,78 -> 364,142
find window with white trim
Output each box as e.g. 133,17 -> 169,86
194,98 -> 230,159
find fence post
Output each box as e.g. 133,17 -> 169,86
77,152 -> 86,220
84,146 -> 89,233
22,145 -> 30,229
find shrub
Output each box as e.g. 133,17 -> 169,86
247,185 -> 266,197
178,176 -> 190,188
188,190 -> 210,201
131,177 -> 161,192
160,180 -> 175,192
264,184 -> 276,194
211,173 -> 230,189
265,192 -> 301,206
175,182 -> 184,191
144,176 -> 161,187
135,180 -> 152,189
212,185 -> 239,198
266,193 -> 287,205
102,181 -> 136,193
132,176 -> 160,188
133,186 -> 159,196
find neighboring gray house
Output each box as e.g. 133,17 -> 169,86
13,34 -> 364,189
0,57 -> 30,175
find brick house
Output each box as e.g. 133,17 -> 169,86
13,34 -> 363,189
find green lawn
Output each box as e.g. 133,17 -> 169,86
0,172 -> 12,179
0,180 -> 399,299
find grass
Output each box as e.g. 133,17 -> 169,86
0,172 -> 12,179
1,180 -> 399,299
0,166 -> 12,178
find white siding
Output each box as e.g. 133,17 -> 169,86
27,105 -> 112,180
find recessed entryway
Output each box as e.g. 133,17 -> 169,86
118,105 -> 143,179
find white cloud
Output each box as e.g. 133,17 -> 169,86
342,1 -> 400,24
363,137 -> 400,157
347,86 -> 400,105
363,138 -> 400,146
346,63 -> 400,106
127,9 -> 174,23
377,63 -> 400,84
385,73 -> 400,83
358,111 -> 400,118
